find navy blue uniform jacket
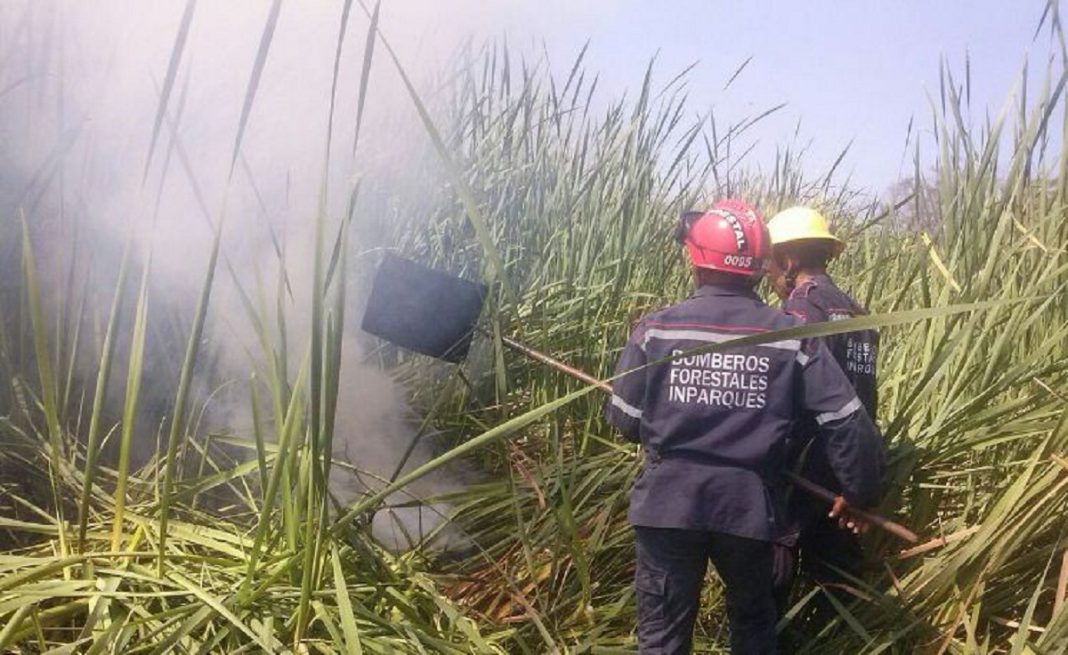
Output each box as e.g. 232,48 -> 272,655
605,283 -> 884,542
783,274 -> 882,511
784,274 -> 878,420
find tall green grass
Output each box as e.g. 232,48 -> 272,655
1,2 -> 1066,654
0,3 -> 509,652
369,33 -> 1068,655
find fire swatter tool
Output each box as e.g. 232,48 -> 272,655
360,254 -> 918,544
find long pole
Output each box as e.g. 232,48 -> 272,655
499,335 -> 918,544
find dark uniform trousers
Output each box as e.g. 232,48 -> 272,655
606,283 -> 885,655
776,275 -> 881,631
635,527 -> 776,655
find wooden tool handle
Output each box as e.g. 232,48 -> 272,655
785,472 -> 918,543
498,335 -> 919,544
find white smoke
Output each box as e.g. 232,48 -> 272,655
1,0 -> 604,552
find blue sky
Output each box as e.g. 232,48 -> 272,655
10,1 -> 1057,205
392,0 -> 1061,194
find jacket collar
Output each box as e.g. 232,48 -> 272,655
789,273 -> 834,300
692,282 -> 761,301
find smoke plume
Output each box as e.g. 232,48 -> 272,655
0,0 -> 559,551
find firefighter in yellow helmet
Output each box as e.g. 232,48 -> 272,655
766,206 -> 884,646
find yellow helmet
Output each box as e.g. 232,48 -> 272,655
767,206 -> 845,256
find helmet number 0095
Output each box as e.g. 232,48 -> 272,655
723,254 -> 753,268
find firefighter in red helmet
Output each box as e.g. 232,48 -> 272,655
605,200 -> 884,654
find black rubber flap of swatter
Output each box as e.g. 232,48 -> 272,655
360,254 -> 488,363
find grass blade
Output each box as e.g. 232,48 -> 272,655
143,0 -> 197,183
77,236 -> 133,550
157,215 -> 223,573
20,213 -> 68,559
229,0 -> 282,177
109,253 -> 151,552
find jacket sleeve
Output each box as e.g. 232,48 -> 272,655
604,323 -> 646,443
783,294 -> 825,324
797,338 -> 886,507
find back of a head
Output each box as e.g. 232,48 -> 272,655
774,239 -> 838,270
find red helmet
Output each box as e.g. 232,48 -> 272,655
677,199 -> 768,277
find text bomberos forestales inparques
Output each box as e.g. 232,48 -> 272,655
667,349 -> 769,409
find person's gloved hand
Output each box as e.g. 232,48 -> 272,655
829,495 -> 870,534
